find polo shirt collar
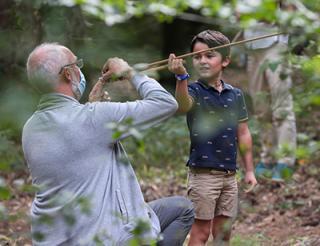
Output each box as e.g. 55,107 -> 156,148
37,93 -> 79,111
198,79 -> 233,91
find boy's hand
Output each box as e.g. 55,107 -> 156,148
168,53 -> 187,75
244,171 -> 258,193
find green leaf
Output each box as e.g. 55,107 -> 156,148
21,184 -> 40,194
129,239 -> 139,246
75,0 -> 86,5
279,72 -> 288,80
38,214 -> 54,226
296,146 -> 310,159
112,131 -> 123,140
63,213 -> 76,226
78,197 -> 92,215
268,61 -> 281,72
0,187 -> 11,200
310,95 -> 320,105
33,231 -> 45,242
0,162 -> 10,172
93,234 -> 104,246
281,167 -> 294,180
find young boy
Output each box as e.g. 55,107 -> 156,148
168,30 -> 257,245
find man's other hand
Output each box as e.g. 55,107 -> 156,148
101,57 -> 134,83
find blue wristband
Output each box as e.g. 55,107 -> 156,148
175,73 -> 190,81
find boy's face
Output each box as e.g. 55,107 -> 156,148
192,42 -> 230,81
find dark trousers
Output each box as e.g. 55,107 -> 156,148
149,196 -> 194,246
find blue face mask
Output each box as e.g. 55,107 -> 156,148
72,70 -> 86,100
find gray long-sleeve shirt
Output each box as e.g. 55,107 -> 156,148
22,74 -> 178,245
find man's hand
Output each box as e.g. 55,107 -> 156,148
101,57 -> 134,83
168,53 -> 187,75
89,57 -> 134,102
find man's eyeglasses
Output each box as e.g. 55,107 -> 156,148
58,58 -> 83,74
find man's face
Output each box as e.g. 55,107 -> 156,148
59,48 -> 82,83
192,42 -> 229,81
67,53 -> 81,83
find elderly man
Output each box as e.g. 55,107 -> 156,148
22,43 -> 194,245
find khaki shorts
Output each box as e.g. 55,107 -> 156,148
187,167 -> 238,220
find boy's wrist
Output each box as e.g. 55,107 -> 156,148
175,73 -> 190,81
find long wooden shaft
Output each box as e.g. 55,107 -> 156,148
141,32 -> 283,72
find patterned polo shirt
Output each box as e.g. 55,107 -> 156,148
186,80 -> 248,171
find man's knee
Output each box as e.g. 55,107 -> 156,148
174,196 -> 194,224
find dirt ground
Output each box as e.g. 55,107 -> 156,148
2,163 -> 319,246
142,164 -> 320,246
234,165 -> 320,245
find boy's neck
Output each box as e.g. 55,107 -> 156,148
207,76 -> 223,92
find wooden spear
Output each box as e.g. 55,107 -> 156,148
138,32 -> 284,72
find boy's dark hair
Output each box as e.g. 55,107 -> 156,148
190,30 -> 230,59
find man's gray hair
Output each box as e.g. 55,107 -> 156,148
26,43 -> 70,86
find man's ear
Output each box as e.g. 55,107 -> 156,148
63,68 -> 73,82
222,56 -> 231,68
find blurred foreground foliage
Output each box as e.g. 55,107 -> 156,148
124,116 -> 190,181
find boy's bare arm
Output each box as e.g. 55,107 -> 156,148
237,122 -> 257,186
175,80 -> 194,113
168,54 -> 194,113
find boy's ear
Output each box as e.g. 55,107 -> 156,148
222,56 -> 231,68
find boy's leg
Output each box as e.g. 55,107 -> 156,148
188,219 -> 211,246
187,169 -> 231,245
212,215 -> 233,244
212,172 -> 238,244
148,196 -> 194,246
